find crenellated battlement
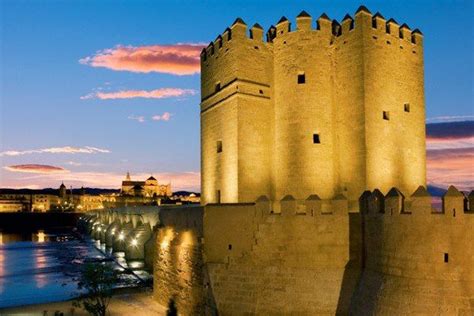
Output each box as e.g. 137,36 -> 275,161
201,5 -> 423,65
249,185 -> 473,221
200,17 -> 272,65
360,185 -> 473,218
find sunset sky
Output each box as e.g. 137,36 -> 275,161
1,0 -> 472,192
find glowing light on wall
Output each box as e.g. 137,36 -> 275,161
118,232 -> 125,240
37,230 -> 45,243
160,228 -> 175,249
131,239 -> 138,246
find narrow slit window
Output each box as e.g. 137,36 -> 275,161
444,253 -> 449,263
228,244 -> 232,250
313,134 -> 321,144
216,140 -> 223,153
216,190 -> 221,204
383,111 -> 390,120
386,24 -> 390,34
404,103 -> 410,112
297,73 -> 305,84
372,18 -> 377,29
215,82 -> 221,92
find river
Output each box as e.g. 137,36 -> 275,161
0,229 -> 150,308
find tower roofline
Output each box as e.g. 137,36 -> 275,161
277,16 -> 289,24
232,17 -> 246,26
297,10 -> 311,18
356,5 -> 371,14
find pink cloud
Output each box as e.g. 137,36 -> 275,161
0,146 -> 110,157
427,148 -> 474,191
79,44 -> 206,75
152,112 -> 172,121
4,164 -> 69,174
0,170 -> 200,192
81,88 -> 196,100
426,136 -> 474,150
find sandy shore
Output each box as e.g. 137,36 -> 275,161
0,290 -> 167,316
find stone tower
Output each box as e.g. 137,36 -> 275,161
59,182 -> 67,199
201,7 -> 426,204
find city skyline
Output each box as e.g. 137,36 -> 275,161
1,0 -> 473,191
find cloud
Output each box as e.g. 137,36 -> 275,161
426,120 -> 474,190
4,164 -> 69,174
79,43 -> 206,75
152,112 -> 172,121
426,115 -> 474,123
0,146 -> 110,157
427,148 -> 474,191
0,170 -> 200,192
426,121 -> 474,150
81,88 -> 196,100
128,115 -> 146,123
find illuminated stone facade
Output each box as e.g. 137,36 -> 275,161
201,7 -> 426,205
121,172 -> 172,197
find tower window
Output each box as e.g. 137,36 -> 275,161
372,18 -> 377,29
228,244 -> 232,250
404,103 -> 410,112
259,89 -> 263,94
216,190 -> 221,204
386,24 -> 390,34
444,253 -> 449,263
313,134 -> 321,144
216,140 -> 223,153
383,111 -> 390,120
215,82 -> 221,92
297,73 -> 305,84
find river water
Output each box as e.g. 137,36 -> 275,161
0,229 -> 150,308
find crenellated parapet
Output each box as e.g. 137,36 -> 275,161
359,185 -> 473,218
201,5 -> 423,62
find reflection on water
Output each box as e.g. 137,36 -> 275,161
0,230 -> 150,309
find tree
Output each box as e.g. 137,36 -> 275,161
73,263 -> 119,316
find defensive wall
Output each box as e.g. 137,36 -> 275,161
81,186 -> 473,314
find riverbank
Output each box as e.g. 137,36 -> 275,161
0,289 -> 166,315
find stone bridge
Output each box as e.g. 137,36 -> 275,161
78,205 -> 161,265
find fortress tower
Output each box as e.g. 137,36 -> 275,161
201,7 -> 426,204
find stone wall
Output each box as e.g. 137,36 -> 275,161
352,187 -> 474,315
152,186 -> 474,315
203,196 -> 362,314
152,205 -> 211,315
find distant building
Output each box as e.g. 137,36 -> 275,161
0,199 -> 26,212
121,172 -> 172,197
0,193 -> 60,212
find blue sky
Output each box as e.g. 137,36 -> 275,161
0,0 -> 472,191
